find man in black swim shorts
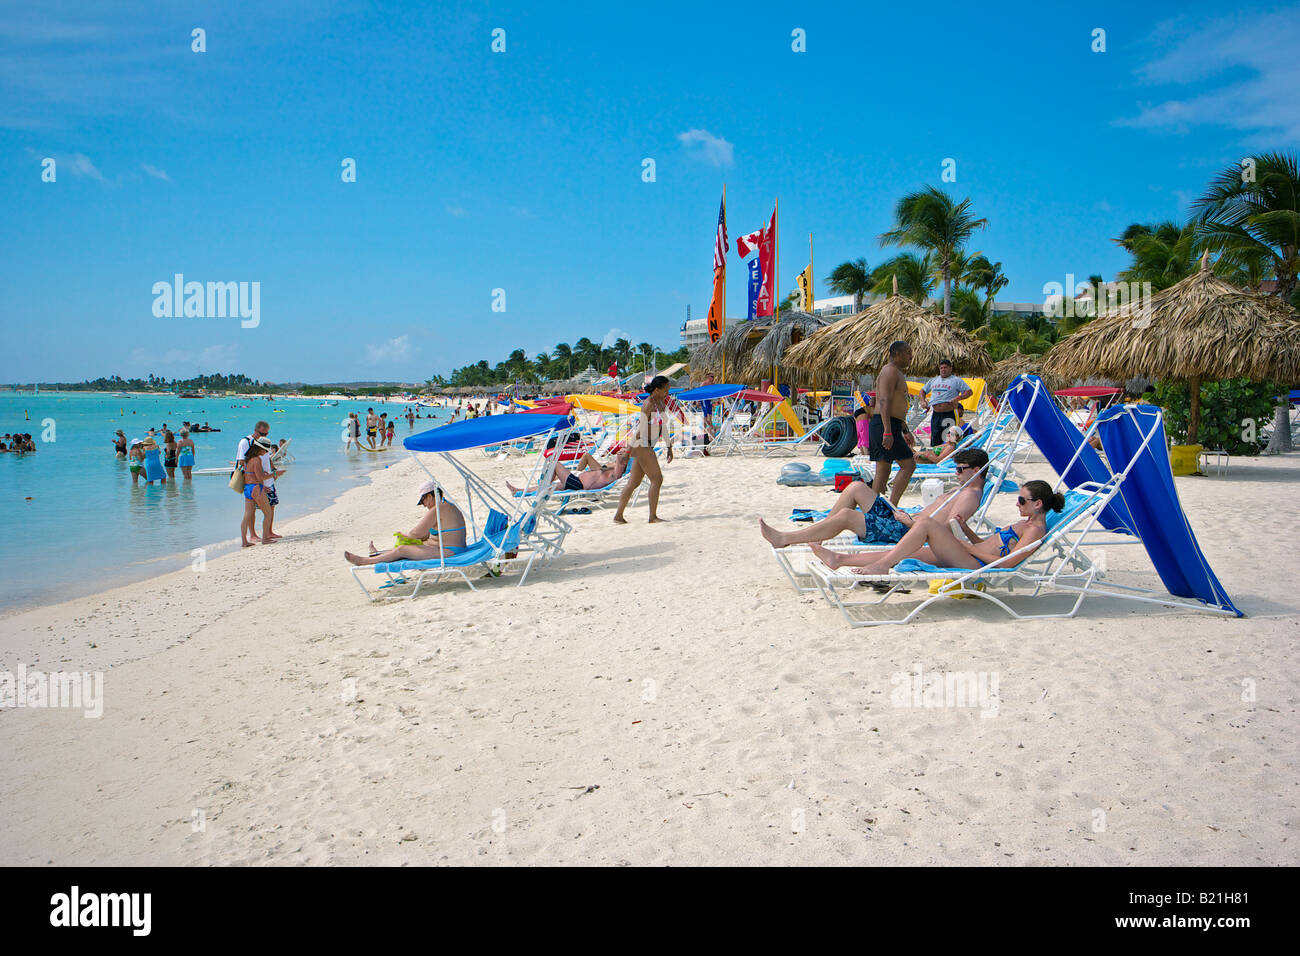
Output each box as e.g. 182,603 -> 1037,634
870,340 -> 918,505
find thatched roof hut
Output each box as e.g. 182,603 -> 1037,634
1042,252 -> 1300,441
783,290 -> 992,377
689,320 -> 768,381
740,310 -> 837,387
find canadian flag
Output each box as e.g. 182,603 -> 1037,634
736,229 -> 763,258
736,207 -> 776,316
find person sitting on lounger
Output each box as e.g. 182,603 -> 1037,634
344,480 -> 468,565
507,449 -> 630,495
759,448 -> 992,550
912,426 -> 963,464
809,479 -> 1064,575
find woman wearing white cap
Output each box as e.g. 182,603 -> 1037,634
343,480 -> 467,566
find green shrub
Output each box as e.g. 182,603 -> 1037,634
1153,378 -> 1278,454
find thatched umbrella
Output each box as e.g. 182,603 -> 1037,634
1042,252 -> 1300,443
690,320 -> 767,382
783,283 -> 992,378
741,309 -> 836,387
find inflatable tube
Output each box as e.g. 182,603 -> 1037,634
780,462 -> 812,475
143,448 -> 165,481
820,415 -> 857,457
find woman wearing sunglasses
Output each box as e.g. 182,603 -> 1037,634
811,479 -> 1064,575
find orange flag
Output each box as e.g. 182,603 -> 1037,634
706,268 -> 725,342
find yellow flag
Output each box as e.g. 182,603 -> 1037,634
796,264 -> 813,311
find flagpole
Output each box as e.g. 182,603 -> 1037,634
809,232 -> 814,311
774,197 -> 779,322
772,198 -> 779,394
722,183 -> 727,384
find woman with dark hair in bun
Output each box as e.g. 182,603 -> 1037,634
811,479 -> 1065,574
614,375 -> 673,524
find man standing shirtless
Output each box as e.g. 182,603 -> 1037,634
870,340 -> 916,505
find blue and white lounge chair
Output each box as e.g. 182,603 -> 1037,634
351,414 -> 576,601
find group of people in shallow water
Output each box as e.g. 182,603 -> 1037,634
115,427 -> 196,484
1,432 -> 36,453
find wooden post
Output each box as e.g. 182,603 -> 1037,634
1187,375 -> 1202,444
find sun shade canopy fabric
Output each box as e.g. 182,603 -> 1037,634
1004,374 -> 1138,535
675,384 -> 747,402
404,414 -> 574,452
1095,404 -> 1242,616
736,389 -> 783,403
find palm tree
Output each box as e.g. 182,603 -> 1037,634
879,186 -> 988,316
1193,150 -> 1298,304
965,255 -> 1009,317
948,286 -> 986,330
552,342 -> 574,379
825,258 -> 872,311
1114,222 -> 1201,291
779,290 -> 800,312
636,342 -> 654,371
573,337 -> 598,371
613,338 -> 632,369
870,253 -> 937,304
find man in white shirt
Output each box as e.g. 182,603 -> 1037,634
259,439 -> 285,540
921,359 -> 973,440
236,420 -> 270,461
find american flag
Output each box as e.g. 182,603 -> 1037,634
713,194 -> 728,271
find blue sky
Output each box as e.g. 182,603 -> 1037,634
2,0 -> 1296,383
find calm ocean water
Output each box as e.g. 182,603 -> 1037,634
0,392 -> 448,613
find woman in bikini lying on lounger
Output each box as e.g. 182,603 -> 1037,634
507,449 -> 630,495
344,480 -> 468,566
810,479 -> 1064,575
759,448 -> 991,550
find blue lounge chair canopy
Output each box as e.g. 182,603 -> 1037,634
1005,374 -> 1139,535
404,414 -> 574,453
1095,404 -> 1242,616
675,384 -> 747,402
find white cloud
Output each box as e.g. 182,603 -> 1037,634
677,128 -> 734,167
66,152 -> 104,180
1116,11 -> 1300,141
141,163 -> 170,182
601,328 -> 629,349
365,335 -> 412,365
128,343 -> 239,374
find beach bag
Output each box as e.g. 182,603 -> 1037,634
834,473 -> 858,492
229,463 -> 245,493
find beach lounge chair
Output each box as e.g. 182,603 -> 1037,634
806,486 -> 1109,626
351,414 -> 576,601
803,383 -> 1243,625
770,450 -> 1020,594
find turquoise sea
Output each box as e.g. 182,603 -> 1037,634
0,392 -> 448,613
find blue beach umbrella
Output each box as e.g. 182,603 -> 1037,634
404,414 -> 575,452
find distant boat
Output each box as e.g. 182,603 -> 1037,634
179,392 -> 203,398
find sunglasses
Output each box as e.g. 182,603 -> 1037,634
1017,495 -> 1036,506
955,464 -> 973,472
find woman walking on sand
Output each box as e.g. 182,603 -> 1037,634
613,375 -> 673,524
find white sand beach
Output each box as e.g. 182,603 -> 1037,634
1,450 -> 1297,866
